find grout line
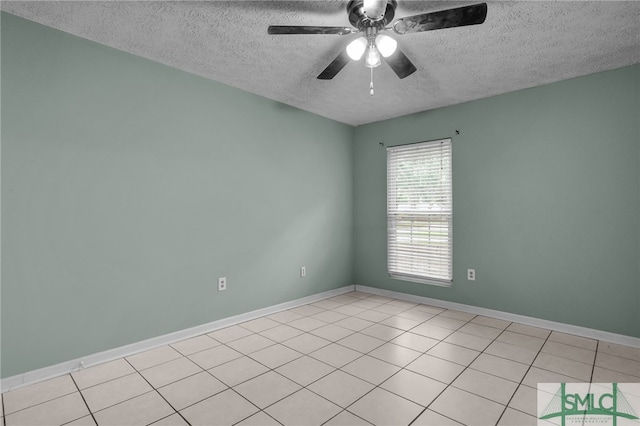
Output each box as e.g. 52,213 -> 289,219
68,374 -> 98,426
123,358 -> 193,426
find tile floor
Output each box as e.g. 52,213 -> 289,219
2,291 -> 639,426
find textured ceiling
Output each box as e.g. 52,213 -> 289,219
2,1 -> 639,126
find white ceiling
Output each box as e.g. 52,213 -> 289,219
3,1 -> 639,126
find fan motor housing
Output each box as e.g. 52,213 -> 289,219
347,0 -> 397,29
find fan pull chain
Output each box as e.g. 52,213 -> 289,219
370,67 -> 374,96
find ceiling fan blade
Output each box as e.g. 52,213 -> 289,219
393,3 -> 487,35
268,26 -> 355,35
317,51 -> 351,80
384,48 -> 417,79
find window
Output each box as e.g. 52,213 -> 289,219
387,138 -> 453,286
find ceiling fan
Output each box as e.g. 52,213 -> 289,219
268,0 -> 487,88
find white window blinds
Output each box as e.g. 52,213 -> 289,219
387,139 -> 453,285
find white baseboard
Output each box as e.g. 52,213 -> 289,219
1,285 -> 355,393
355,284 -> 640,348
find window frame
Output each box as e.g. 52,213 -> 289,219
386,138 -> 453,287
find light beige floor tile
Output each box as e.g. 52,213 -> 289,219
249,343 -> 302,369
508,385 -> 537,417
157,371 -> 226,410
81,372 -> 152,413
307,370 -> 374,408
180,389 -> 258,426
595,352 -> 640,376
426,316 -> 467,330
266,310 -> 304,324
391,332 -> 439,352
430,386 -> 505,426
290,305 -> 325,317
381,369 -> 446,406
348,387 -> 423,426
310,324 -> 354,342
337,333 -> 385,353
452,368 -> 518,405
309,343 -> 362,368
259,324 -> 303,342
3,375 -> 77,414
288,316 -> 327,332
310,300 -> 344,311
140,357 -> 202,388
368,343 -> 422,367
406,355 -> 465,384
310,310 -> 348,323
387,299 -> 418,309
126,346 -> 182,371
439,310 -> 476,321
207,325 -> 253,343
341,355 -> 401,385
471,353 -> 530,383
208,356 -> 269,387
360,324 -> 404,341
282,333 -> 331,354
93,391 -> 174,426
351,299 -> 384,310
457,322 -> 503,339
411,323 -> 455,340
65,415 -> 97,425
412,409 -> 463,425
396,309 -> 434,322
598,342 -> 640,361
365,295 -> 395,304
170,335 -> 219,356
234,371 -> 301,409
443,330 -> 493,351
380,316 -> 422,331
591,366 -> 640,383
372,304 -> 407,315
542,340 -> 595,364
498,407 -> 537,426
548,331 -> 597,350
333,317 -> 374,332
413,305 -> 446,315
427,342 -> 480,366
235,411 -> 281,426
471,316 -> 511,330
497,331 -> 546,352
354,309 -> 392,323
239,317 -> 280,333
522,367 -> 584,388
506,323 -> 551,339
265,388 -> 341,426
151,413 -> 189,425
187,345 -> 242,370
484,340 -> 538,365
226,334 -> 275,355
5,392 -> 89,426
533,352 -> 592,381
275,356 -> 335,386
72,359 -> 136,390
324,410 -> 373,425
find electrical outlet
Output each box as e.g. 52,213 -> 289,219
300,266 -> 306,277
467,269 -> 476,281
218,277 -> 227,291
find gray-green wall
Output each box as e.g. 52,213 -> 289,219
1,13 -> 354,378
2,12 -> 639,379
354,65 -> 640,338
